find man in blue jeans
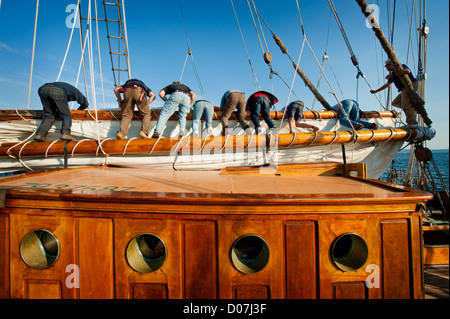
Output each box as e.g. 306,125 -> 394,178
247,91 -> 278,134
192,99 -> 214,137
34,82 -> 89,142
332,99 -> 378,130
152,81 -> 196,138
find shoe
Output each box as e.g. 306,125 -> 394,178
353,123 -> 364,130
116,132 -> 125,140
179,129 -> 187,137
222,126 -> 231,136
152,132 -> 160,138
60,133 -> 76,141
207,127 -> 214,136
139,131 -> 148,139
256,127 -> 264,135
34,134 -> 47,142
369,123 -> 379,130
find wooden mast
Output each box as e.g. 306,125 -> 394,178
355,0 -> 432,127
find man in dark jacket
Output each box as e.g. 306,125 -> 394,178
247,90 -> 278,134
34,82 -> 89,142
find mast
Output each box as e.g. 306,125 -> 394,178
355,0 -> 432,127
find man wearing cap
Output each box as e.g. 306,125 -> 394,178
114,78 -> 155,139
370,60 -> 419,126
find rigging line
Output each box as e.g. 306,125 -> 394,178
230,0 -> 260,90
121,0 -> 131,79
179,0 -> 205,97
246,0 -> 265,56
179,52 -> 189,82
27,0 -> 39,110
249,0 -> 270,53
390,0 -> 397,47
94,0 -> 106,109
57,0 -> 80,82
189,52 -> 206,98
328,0 -> 385,108
78,1 -> 89,105
248,2 -> 301,98
87,0 -> 106,156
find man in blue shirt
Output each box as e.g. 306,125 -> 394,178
34,82 -> 89,142
370,60 -> 419,126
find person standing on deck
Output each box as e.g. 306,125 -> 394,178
114,79 -> 155,139
220,90 -> 250,135
152,81 -> 196,138
332,99 -> 378,130
192,99 -> 214,137
370,59 -> 419,127
247,90 -> 278,134
34,82 -> 89,142
285,100 -> 319,133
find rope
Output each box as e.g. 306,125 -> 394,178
57,0 -> 80,82
179,0 -> 206,98
327,0 -> 385,108
248,1 -> 300,99
94,0 -> 106,109
27,0 -> 39,110
121,0 -> 132,79
230,0 -> 261,90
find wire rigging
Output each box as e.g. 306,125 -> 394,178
327,0 -> 386,108
179,0 -> 206,98
230,0 -> 261,90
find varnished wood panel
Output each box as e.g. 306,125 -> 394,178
381,220 -> 411,299
285,222 -> 316,298
234,286 -> 269,299
26,280 -> 61,299
184,221 -> 217,299
77,218 -> 114,299
0,214 -> 9,298
334,282 -> 366,299
131,283 -> 168,299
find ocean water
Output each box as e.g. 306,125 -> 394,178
381,149 -> 449,191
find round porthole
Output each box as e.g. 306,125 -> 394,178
126,233 -> 166,273
20,229 -> 60,270
231,234 -> 269,274
331,233 -> 369,272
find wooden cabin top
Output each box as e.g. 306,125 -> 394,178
0,162 -> 432,213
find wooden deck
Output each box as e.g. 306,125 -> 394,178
425,265 -> 449,299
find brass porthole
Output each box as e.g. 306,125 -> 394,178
126,233 -> 166,273
231,234 -> 270,274
331,233 -> 369,272
19,229 -> 60,270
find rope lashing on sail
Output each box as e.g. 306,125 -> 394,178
355,0 -> 432,127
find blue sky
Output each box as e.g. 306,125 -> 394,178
0,0 -> 448,149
